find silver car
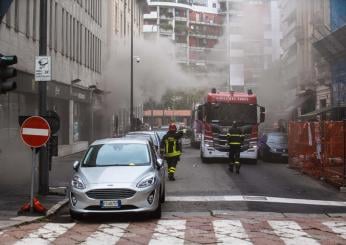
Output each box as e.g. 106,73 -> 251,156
69,138 -> 165,219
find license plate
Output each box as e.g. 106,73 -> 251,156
100,200 -> 121,208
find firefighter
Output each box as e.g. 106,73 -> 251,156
160,123 -> 183,181
226,121 -> 244,174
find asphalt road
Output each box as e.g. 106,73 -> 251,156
164,147 -> 346,213
51,146 -> 346,214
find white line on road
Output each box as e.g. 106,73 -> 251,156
165,195 -> 346,207
14,223 -> 75,245
268,220 -> 320,245
22,128 -> 49,136
149,220 -> 186,245
82,223 -> 128,245
213,220 -> 253,244
322,221 -> 346,240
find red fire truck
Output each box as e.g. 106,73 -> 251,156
198,89 -> 265,163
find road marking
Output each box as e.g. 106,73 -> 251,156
149,220 -> 186,245
268,221 -> 320,245
166,195 -> 346,207
322,221 -> 346,239
14,223 -> 75,245
213,220 -> 253,244
22,128 -> 49,136
82,223 -> 128,245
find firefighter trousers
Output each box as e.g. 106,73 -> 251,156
166,156 -> 179,176
229,145 -> 241,171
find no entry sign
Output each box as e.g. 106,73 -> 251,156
20,116 -> 51,148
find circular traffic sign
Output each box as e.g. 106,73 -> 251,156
20,116 -> 51,148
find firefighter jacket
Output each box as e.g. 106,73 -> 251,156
226,127 -> 244,146
160,131 -> 183,158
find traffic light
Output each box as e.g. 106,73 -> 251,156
0,54 -> 17,94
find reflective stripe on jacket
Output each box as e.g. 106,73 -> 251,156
160,131 -> 183,158
227,128 -> 244,145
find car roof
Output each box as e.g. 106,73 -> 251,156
128,131 -> 156,135
90,138 -> 149,146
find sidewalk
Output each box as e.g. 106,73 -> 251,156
0,151 -> 84,230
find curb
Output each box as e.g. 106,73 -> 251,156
0,198 -> 69,231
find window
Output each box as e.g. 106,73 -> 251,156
76,20 -> 80,63
49,0 -> 53,48
79,23 -> 83,64
54,2 -> 58,51
5,3 -> 11,28
70,15 -> 72,59
14,0 -> 19,32
62,8 -> 65,55
72,18 -> 75,60
26,0 -> 30,37
66,12 -> 69,57
84,28 -> 87,66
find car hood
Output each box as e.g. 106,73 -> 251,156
80,166 -> 153,184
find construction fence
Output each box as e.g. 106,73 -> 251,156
288,121 -> 346,188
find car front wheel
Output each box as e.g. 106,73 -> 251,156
152,200 -> 162,219
70,210 -> 83,220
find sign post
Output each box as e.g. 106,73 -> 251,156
20,116 -> 51,213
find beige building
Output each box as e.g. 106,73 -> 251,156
279,0 -> 331,119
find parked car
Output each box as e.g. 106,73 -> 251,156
258,132 -> 288,162
127,131 -> 161,151
69,138 -> 165,219
155,129 -> 167,143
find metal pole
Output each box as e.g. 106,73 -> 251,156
130,0 -> 134,131
91,91 -> 94,142
38,0 -> 49,195
343,119 -> 346,186
30,149 -> 35,213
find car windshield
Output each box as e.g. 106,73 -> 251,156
267,135 -> 287,144
82,143 -> 150,167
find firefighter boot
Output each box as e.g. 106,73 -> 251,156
235,162 -> 240,174
168,173 -> 175,181
229,163 -> 234,172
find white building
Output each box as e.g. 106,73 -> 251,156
219,0 -> 281,92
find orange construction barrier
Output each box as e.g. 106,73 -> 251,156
288,120 -> 346,188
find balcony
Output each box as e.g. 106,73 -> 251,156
144,12 -> 158,19
189,20 -> 222,27
143,25 -> 158,32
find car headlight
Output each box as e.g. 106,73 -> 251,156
72,175 -> 86,189
270,148 -> 277,153
137,175 -> 156,188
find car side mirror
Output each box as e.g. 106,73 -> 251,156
73,161 -> 80,172
156,159 -> 164,169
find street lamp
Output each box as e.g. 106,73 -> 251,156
130,0 -> 134,131
88,85 -> 100,142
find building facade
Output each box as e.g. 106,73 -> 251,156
143,0 -> 226,86
279,0 -> 330,119
219,0 -> 281,92
312,0 -> 346,120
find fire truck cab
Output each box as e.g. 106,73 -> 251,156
198,89 -> 265,163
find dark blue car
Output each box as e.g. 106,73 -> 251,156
258,132 -> 288,162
